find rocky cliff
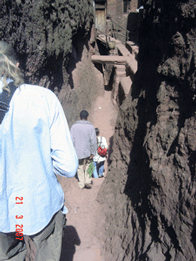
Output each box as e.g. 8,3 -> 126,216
1,1 -> 196,260
98,0 -> 196,260
0,0 -> 98,126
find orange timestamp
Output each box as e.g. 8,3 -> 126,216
15,197 -> 23,241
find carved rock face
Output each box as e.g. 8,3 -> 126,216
0,0 -> 98,126
98,0 -> 196,260
0,0 -> 94,90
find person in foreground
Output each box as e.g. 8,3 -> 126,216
70,110 -> 97,189
0,41 -> 78,261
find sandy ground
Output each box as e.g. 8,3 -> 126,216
58,69 -> 118,261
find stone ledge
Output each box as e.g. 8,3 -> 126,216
91,55 -> 126,65
126,41 -> 139,60
117,43 -> 132,57
120,76 -> 132,96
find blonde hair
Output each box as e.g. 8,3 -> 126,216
0,41 -> 24,94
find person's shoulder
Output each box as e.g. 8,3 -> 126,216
20,84 -> 58,101
86,121 -> 95,128
20,84 -> 54,94
99,136 -> 106,142
71,120 -> 80,128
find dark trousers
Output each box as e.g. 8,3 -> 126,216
0,210 -> 66,261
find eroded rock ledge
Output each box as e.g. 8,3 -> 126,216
0,0 -> 97,126
98,1 -> 196,260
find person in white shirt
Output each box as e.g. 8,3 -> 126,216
0,41 -> 78,260
93,128 -> 108,178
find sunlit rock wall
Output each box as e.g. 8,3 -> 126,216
0,0 -> 97,126
98,0 -> 196,260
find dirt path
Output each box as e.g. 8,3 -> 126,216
59,68 -> 118,261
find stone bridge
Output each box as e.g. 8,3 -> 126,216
91,34 -> 138,105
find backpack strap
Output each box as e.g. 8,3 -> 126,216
98,136 -> 102,147
0,82 -> 17,124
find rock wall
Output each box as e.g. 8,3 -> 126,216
0,0 -> 98,126
98,0 -> 196,260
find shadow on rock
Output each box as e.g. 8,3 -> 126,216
60,225 -> 81,261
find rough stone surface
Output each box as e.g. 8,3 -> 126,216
1,0 -> 196,260
98,0 -> 196,260
0,0 -> 97,126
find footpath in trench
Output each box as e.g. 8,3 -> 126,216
58,72 -> 118,261
57,37 -> 138,261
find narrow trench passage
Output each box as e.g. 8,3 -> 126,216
58,67 -> 118,261
58,37 -> 138,260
